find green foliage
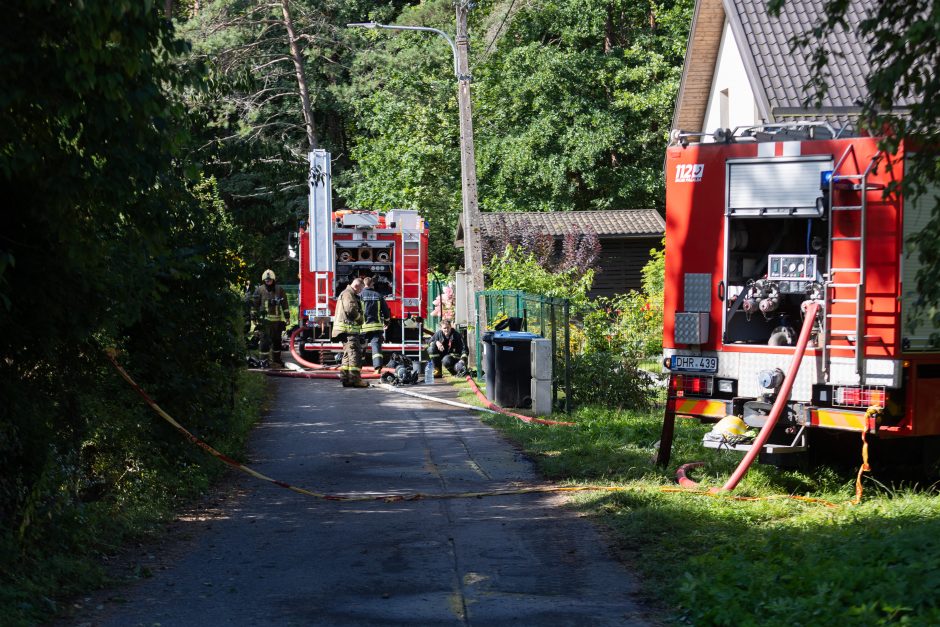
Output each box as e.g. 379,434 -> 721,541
570,351 -> 657,409
474,0 -> 693,213
462,392 -> 940,627
336,1 -> 465,272
0,2 -> 264,623
571,241 -> 664,407
336,0 -> 692,270
486,245 -> 595,311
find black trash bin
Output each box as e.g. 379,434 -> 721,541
492,331 -> 540,408
481,331 -> 497,401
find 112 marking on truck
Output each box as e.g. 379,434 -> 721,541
657,123 -> 939,469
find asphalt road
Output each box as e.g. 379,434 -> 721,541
79,377 -> 649,626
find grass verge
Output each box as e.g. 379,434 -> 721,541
447,375 -> 940,626
0,370 -> 268,627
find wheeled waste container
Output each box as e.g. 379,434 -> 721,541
492,331 -> 540,408
481,331 -> 497,401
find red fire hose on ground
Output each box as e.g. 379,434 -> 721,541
284,329 -> 572,426
284,327 -> 392,378
464,376 -> 574,427
676,303 -> 820,493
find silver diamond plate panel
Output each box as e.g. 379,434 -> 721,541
674,312 -> 709,344
684,273 -> 712,312
729,351 -> 820,400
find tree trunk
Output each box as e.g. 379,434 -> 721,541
604,3 -> 614,54
281,0 -> 318,151
164,0 -> 173,18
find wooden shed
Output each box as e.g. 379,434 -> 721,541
456,209 -> 665,299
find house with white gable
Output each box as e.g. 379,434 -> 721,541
671,0 -> 877,137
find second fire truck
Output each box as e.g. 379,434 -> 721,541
294,150 -> 429,365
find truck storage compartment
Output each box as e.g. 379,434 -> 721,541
723,217 -> 826,346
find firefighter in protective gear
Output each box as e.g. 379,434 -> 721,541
332,277 -> 368,387
251,269 -> 290,367
427,319 -> 467,377
360,276 -> 391,370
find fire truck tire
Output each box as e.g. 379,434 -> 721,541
299,346 -> 321,364
921,436 -> 940,480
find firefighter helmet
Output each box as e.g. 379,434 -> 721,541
711,415 -> 748,439
262,269 -> 276,282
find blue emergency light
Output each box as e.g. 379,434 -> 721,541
820,169 -> 833,190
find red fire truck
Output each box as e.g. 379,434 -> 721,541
657,123 -> 940,468
294,150 -> 429,364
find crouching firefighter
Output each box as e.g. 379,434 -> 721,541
252,269 -> 290,367
427,319 -> 468,377
332,277 -> 368,388
361,276 -> 391,370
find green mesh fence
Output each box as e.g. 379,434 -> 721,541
474,290 -> 571,413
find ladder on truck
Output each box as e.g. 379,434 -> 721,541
822,145 -> 883,383
396,227 -> 425,364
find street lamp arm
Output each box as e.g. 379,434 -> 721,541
347,22 -> 460,78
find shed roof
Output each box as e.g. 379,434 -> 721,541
461,209 -> 665,243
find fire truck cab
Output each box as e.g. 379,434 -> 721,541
295,150 -> 429,364
658,123 -> 940,467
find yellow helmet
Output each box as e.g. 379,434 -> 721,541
262,269 -> 276,281
711,415 -> 748,438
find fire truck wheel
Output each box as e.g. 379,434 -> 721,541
298,346 -> 320,364
921,436 -> 940,480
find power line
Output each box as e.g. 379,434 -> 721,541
481,0 -> 517,62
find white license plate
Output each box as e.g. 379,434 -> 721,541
670,355 -> 718,373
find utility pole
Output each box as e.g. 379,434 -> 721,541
454,1 -> 486,337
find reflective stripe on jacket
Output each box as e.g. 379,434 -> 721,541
361,288 -> 390,334
252,284 -> 290,322
332,286 -> 362,338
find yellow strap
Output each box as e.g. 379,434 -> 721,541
850,428 -> 871,506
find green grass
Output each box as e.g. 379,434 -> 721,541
0,370 -> 268,627
447,376 -> 940,626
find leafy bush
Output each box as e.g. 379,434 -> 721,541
486,245 -> 595,311
570,352 -> 657,409
569,240 -> 664,406
0,6 -> 261,624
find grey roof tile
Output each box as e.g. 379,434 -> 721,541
727,0 -> 876,117
479,210 -> 666,238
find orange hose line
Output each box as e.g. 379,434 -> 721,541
659,487 -> 839,508
105,348 -> 841,508
464,375 -> 575,427
850,428 -> 871,506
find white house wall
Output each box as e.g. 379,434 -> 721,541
702,19 -> 758,138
